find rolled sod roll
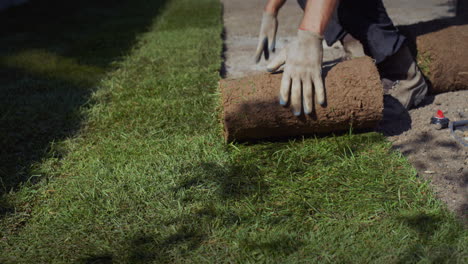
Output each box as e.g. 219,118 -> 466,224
416,25 -> 468,94
220,57 -> 383,142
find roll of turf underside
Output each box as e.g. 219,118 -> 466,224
416,25 -> 468,94
220,57 -> 383,142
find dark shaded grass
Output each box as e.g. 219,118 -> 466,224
0,0 -> 466,263
0,0 -> 168,212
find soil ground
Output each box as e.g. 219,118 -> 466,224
222,0 -> 467,221
380,91 -> 468,222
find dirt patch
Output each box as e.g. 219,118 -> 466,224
379,90 -> 468,223
417,25 -> 468,94
220,57 -> 383,142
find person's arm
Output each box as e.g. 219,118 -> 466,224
300,0 -> 337,35
265,0 -> 287,15
254,0 -> 287,62
267,0 -> 338,115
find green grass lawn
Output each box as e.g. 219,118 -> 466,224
0,0 -> 466,263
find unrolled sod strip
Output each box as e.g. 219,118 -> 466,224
220,56 -> 383,142
416,25 -> 468,94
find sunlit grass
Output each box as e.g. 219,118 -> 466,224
1,49 -> 104,85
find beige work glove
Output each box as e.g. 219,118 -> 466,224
254,12 -> 278,63
267,30 -> 325,116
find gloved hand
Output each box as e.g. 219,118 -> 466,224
267,29 -> 325,115
254,11 -> 278,63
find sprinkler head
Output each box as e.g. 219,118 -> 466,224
430,109 -> 450,129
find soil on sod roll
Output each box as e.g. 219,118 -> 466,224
416,25 -> 468,94
220,56 -> 383,142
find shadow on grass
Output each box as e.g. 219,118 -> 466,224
81,255 -> 113,264
0,0 -> 168,216
397,211 -> 462,263
80,226 -> 206,264
176,159 -> 268,200
128,227 -> 206,263
399,212 -> 444,239
175,132 -> 387,200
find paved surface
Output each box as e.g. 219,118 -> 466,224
221,0 -> 457,78
222,0 -> 307,78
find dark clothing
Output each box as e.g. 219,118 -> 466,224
297,0 -> 406,64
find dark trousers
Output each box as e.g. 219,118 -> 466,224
297,0 -> 406,64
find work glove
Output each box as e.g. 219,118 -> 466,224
267,29 -> 325,116
254,11 -> 278,63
